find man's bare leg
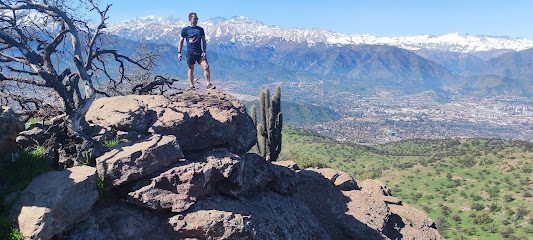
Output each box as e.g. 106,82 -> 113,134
188,64 -> 195,87
200,60 -> 211,86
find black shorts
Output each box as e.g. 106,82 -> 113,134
186,52 -> 206,65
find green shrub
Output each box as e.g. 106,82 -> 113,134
25,118 -> 41,129
452,214 -> 461,222
1,146 -> 53,193
471,202 -> 485,211
96,176 -> 106,198
9,227 -> 22,240
503,194 -> 514,202
103,137 -> 121,149
472,213 -> 493,224
1,214 -> 22,240
488,203 -> 501,212
500,227 -> 514,238
0,146 -> 53,239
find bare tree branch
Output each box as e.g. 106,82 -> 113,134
0,72 -> 48,86
132,75 -> 180,95
6,66 -> 39,76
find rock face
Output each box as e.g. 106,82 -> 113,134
63,201 -> 174,240
96,134 -> 184,188
0,106 -> 25,156
85,91 -> 256,154
16,115 -> 98,168
8,91 -> 441,239
169,193 -> 329,240
9,166 -> 98,240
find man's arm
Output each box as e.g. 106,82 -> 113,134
201,35 -> 207,58
178,36 -> 184,61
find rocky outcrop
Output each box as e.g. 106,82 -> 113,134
126,148 -> 294,213
9,91 -> 441,240
9,166 -> 98,240
0,106 -> 25,156
360,179 -> 442,239
85,91 -> 256,154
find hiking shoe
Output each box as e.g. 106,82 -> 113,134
207,84 -> 216,90
187,85 -> 197,91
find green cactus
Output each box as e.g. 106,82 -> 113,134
252,86 -> 283,162
250,105 -> 260,153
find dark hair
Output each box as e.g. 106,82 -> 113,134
189,12 -> 197,20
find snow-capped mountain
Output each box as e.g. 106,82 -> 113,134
106,15 -> 533,53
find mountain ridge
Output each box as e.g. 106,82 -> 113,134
107,15 -> 533,53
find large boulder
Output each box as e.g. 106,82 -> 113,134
296,168 -> 442,240
127,149 -> 291,213
359,179 -> 443,239
86,91 -> 256,154
9,166 -> 98,240
0,106 -> 25,156
126,148 -> 242,213
96,134 -> 184,188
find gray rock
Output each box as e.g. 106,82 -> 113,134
302,168 -> 360,191
297,170 -> 442,240
360,179 -> 393,196
16,125 -> 48,149
64,201 -> 175,240
86,95 -> 163,133
0,106 -> 25,155
96,134 -> 184,188
387,204 -> 443,240
88,125 -> 115,143
267,160 -> 298,195
296,169 -> 387,239
169,193 -> 330,240
2,190 -> 21,208
9,166 -> 98,240
272,160 -> 300,171
127,159 -> 228,213
85,91 -> 256,154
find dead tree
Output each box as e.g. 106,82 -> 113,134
0,0 -> 156,165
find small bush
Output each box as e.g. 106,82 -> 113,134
482,224 -> 498,233
515,204 -> 529,220
1,146 -> 53,192
103,137 -> 121,149
0,216 -> 22,240
472,213 -> 493,224
25,118 -> 42,129
471,202 -> 485,211
488,203 -> 501,212
452,214 -> 461,222
503,194 -> 514,202
500,227 -> 514,238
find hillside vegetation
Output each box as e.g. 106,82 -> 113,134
244,101 -> 341,126
279,128 -> 533,239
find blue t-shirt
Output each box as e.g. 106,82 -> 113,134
181,26 -> 205,54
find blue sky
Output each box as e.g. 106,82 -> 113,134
107,0 -> 533,38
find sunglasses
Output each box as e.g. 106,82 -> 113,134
193,18 -> 198,20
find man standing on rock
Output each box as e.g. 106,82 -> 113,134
178,12 -> 215,90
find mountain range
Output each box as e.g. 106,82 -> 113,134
105,16 -> 533,98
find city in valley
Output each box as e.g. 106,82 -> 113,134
224,80 -> 533,145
